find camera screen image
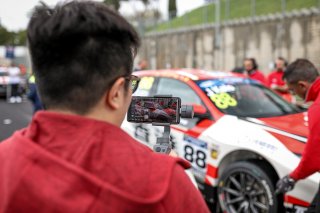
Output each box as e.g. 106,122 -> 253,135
127,97 -> 181,124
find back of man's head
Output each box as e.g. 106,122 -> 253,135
27,1 -> 140,114
283,59 -> 319,84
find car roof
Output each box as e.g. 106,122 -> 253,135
133,68 -> 245,81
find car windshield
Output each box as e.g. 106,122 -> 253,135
196,77 -> 299,118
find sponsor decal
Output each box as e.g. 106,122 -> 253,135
138,77 -> 154,90
134,124 -> 150,143
238,135 -> 278,153
254,140 -> 277,152
210,144 -> 219,160
209,92 -> 237,109
199,79 -> 238,109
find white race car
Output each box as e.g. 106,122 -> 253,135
122,69 -> 318,213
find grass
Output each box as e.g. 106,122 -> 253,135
150,0 -> 319,32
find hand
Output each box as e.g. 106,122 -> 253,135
169,150 -> 178,157
275,175 -> 296,194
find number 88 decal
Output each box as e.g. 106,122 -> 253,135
184,145 -> 207,169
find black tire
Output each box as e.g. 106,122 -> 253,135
217,161 -> 278,213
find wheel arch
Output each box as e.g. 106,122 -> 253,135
216,149 -> 285,212
217,149 -> 280,184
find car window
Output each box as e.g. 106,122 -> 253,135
156,77 -> 206,128
197,78 -> 299,118
156,78 -> 202,105
135,76 -> 156,96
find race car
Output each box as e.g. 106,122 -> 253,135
0,68 -> 9,97
121,69 -> 319,213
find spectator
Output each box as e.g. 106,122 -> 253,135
243,58 -> 267,85
7,65 -> 22,103
267,57 -> 293,102
134,59 -> 148,71
27,73 -> 43,114
0,1 -> 209,213
276,59 -> 320,212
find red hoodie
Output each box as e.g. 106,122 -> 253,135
248,69 -> 267,86
0,112 -> 209,213
290,78 -> 320,180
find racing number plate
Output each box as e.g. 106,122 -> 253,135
179,136 -> 208,180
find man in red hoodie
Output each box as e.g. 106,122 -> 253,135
0,1 -> 209,213
276,59 -> 320,212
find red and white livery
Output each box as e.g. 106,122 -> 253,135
122,69 -> 318,213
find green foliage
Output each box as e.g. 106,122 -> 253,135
103,0 -> 150,11
152,0 -> 319,32
0,25 -> 26,46
168,0 -> 177,19
103,0 -> 120,11
14,30 -> 27,46
0,26 -> 11,45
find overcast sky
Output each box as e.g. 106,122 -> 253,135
0,0 -> 205,32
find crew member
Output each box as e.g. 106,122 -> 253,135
276,59 -> 320,212
243,58 -> 267,85
267,57 -> 292,102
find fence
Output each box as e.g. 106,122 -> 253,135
137,0 -> 320,34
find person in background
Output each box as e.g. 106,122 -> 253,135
267,57 -> 293,102
7,64 -> 22,103
243,58 -> 267,85
134,59 -> 148,71
0,1 -> 209,212
27,73 -> 43,114
276,59 -> 320,212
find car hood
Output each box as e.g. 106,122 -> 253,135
238,112 -> 308,155
257,112 -> 309,138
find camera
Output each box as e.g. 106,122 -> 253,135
127,96 -> 182,124
127,95 -> 194,154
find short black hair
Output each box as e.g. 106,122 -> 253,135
27,1 -> 140,114
283,59 -> 319,84
277,57 -> 288,67
244,58 -> 258,70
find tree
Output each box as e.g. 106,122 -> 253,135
0,24 -> 27,46
103,0 -> 152,11
0,26 -> 11,45
14,30 -> 27,46
168,0 -> 177,19
103,0 -> 120,11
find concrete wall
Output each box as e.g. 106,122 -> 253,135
140,9 -> 320,74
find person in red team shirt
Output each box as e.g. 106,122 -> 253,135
267,57 -> 293,102
0,1 -> 209,213
276,59 -> 320,212
243,58 -> 267,85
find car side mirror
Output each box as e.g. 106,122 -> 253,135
192,104 -> 211,119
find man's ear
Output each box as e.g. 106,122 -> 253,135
297,81 -> 310,90
105,77 -> 126,110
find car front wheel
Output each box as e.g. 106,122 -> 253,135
217,161 -> 278,213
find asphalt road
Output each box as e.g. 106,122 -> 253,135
0,97 -> 33,141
